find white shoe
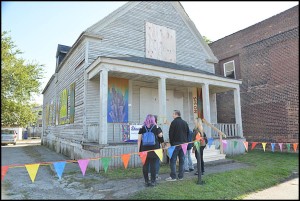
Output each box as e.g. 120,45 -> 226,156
165,177 -> 177,181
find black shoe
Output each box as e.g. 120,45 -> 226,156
194,172 -> 198,175
189,168 -> 194,172
148,181 -> 156,187
144,182 -> 150,187
201,172 -> 204,175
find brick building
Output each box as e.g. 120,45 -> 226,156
209,5 -> 299,143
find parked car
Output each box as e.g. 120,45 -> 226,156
1,129 -> 17,145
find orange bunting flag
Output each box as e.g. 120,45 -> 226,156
121,154 -> 131,169
293,143 -> 298,152
243,141 -> 248,152
154,149 -> 163,162
1,166 -> 9,181
195,133 -> 201,141
138,151 -> 148,165
25,164 -> 40,183
262,143 -> 267,152
251,142 -> 258,150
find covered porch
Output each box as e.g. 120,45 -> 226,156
85,56 -> 243,145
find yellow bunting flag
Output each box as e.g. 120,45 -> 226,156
25,164 -> 40,183
121,154 -> 131,169
1,166 -> 9,181
243,141 -> 248,152
293,143 -> 298,152
154,149 -> 163,162
251,142 -> 258,150
138,151 -> 148,165
262,143 -> 267,152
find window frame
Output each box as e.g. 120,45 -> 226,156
223,60 -> 236,79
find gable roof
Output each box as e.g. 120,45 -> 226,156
85,1 -> 218,63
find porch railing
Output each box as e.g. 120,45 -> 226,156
211,123 -> 239,138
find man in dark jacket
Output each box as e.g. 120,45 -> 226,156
166,110 -> 189,181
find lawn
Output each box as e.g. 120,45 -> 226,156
100,150 -> 298,200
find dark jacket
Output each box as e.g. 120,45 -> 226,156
138,124 -> 162,158
169,117 -> 189,146
187,129 -> 193,150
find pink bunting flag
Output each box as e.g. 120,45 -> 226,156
222,140 -> 227,150
278,143 -> 283,152
78,159 -> 89,176
1,166 -> 9,181
181,143 -> 188,155
243,141 -> 248,152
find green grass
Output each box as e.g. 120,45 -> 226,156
125,150 -> 298,200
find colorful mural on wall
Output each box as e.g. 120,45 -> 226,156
107,77 -> 128,123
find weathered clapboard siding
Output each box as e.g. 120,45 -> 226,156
43,42 -> 86,144
87,1 -> 214,73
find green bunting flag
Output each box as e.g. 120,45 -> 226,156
286,143 -> 290,152
101,157 -> 111,173
194,141 -> 200,152
234,141 -> 238,149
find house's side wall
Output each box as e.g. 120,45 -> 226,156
42,42 -> 86,158
210,6 -> 299,143
88,1 -> 214,73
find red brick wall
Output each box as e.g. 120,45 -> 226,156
210,6 -> 299,143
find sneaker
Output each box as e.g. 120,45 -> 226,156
189,168 -> 194,172
165,177 -> 177,181
178,177 -> 183,180
156,176 -> 161,180
194,171 -> 198,175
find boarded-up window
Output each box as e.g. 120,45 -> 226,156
69,82 -> 75,123
145,22 -> 176,63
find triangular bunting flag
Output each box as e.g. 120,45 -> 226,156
262,143 -> 267,152
278,143 -> 283,152
53,161 -> 66,180
1,166 -> 9,181
138,151 -> 148,165
233,141 -> 238,149
208,138 -> 214,148
78,159 -> 89,176
195,133 -> 201,141
251,142 -> 258,150
271,143 -> 275,152
222,140 -> 227,150
181,143 -> 188,155
243,141 -> 248,152
121,154 -> 131,169
194,141 -> 200,152
286,143 -> 290,152
25,164 -> 40,183
101,157 -> 111,173
167,146 -> 175,159
154,149 -> 163,162
293,143 -> 298,152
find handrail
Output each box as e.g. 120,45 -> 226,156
202,118 -> 226,154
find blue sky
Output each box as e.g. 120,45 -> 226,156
2,1 -> 298,104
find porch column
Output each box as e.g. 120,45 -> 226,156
234,86 -> 243,137
158,77 -> 168,140
202,83 -> 211,138
99,69 -> 108,145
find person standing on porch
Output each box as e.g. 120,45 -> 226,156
138,114 -> 163,187
166,110 -> 189,181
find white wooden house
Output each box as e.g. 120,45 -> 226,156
42,1 -> 245,171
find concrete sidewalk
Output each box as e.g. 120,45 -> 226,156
243,177 -> 299,200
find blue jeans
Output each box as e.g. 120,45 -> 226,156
148,157 -> 160,175
170,146 -> 185,179
184,149 -> 194,170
